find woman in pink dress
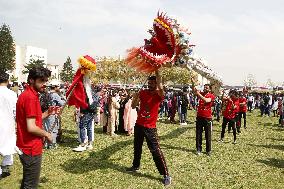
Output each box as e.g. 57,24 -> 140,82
124,95 -> 137,136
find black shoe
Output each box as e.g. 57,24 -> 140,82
1,172 -> 10,178
1,166 -> 10,178
126,166 -> 139,173
163,175 -> 172,186
206,151 -> 211,156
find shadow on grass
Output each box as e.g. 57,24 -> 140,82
272,127 -> 284,132
271,124 -> 281,127
59,127 -> 107,148
248,144 -> 284,151
58,135 -> 79,148
61,127 -> 190,182
257,158 -> 284,168
63,129 -> 78,135
264,123 -> 272,126
266,138 -> 284,142
160,126 -> 190,140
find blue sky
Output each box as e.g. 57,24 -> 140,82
0,0 -> 283,85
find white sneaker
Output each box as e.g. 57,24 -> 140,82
73,145 -> 87,152
86,144 -> 93,150
111,133 -> 118,137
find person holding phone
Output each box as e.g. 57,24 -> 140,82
16,67 -> 53,189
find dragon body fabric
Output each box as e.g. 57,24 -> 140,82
66,55 -> 97,109
125,12 -> 222,94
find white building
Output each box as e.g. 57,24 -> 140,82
47,64 -> 61,81
13,45 -> 47,83
197,74 -> 209,86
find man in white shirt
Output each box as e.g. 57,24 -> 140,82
248,94 -> 254,112
0,72 -> 17,179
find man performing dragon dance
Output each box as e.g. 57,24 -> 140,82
125,11 -> 222,185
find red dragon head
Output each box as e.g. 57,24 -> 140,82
126,12 -> 186,73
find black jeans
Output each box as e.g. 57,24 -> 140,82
279,115 -> 283,125
221,117 -> 237,141
238,112 -> 247,128
132,124 -> 169,176
196,117 -> 212,153
247,101 -> 253,112
19,153 -> 42,189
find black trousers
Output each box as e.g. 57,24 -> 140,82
247,101 -> 253,112
196,117 -> 212,153
19,153 -> 42,189
279,115 -> 283,125
238,112 -> 247,128
221,117 -> 237,141
132,124 -> 169,176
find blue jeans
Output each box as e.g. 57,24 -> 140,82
43,119 -> 50,132
47,115 -> 59,144
79,114 -> 94,143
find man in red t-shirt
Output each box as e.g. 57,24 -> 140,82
237,92 -> 247,131
220,90 -> 239,144
127,70 -> 171,186
193,84 -> 215,156
16,67 -> 53,189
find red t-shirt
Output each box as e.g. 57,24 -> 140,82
136,90 -> 163,128
239,97 -> 247,112
16,85 -> 43,156
223,97 -> 239,120
197,92 -> 215,119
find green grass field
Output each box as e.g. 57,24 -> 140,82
1,108 -> 283,189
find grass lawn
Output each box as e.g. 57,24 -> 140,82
1,108 -> 284,189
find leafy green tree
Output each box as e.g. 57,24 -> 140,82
161,67 -> 198,85
91,57 -> 198,86
243,74 -> 257,87
91,57 -> 146,85
0,24 -> 16,72
22,57 -> 45,74
10,75 -> 18,82
266,78 -> 275,88
60,56 -> 74,82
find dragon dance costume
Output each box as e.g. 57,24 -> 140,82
125,11 -> 222,94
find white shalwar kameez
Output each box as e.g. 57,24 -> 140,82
0,86 -> 17,175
